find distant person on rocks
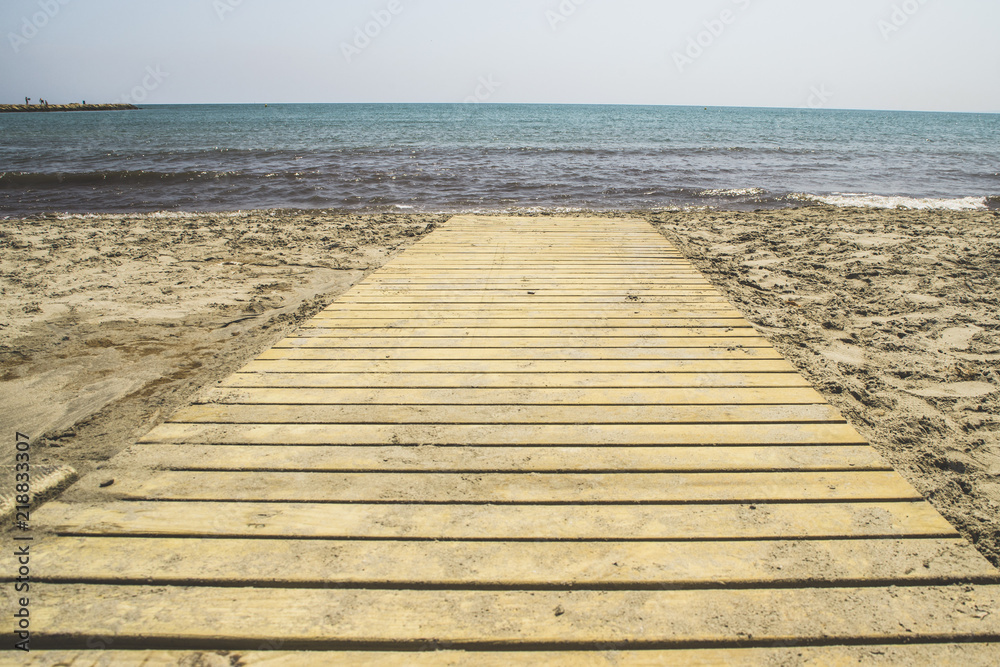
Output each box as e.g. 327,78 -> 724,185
25,97 -> 30,105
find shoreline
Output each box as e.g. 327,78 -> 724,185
1,206 -> 998,567
2,194 -> 998,220
0,198 -> 1000,222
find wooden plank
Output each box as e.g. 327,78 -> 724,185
359,274 -> 708,278
379,265 -> 702,270
386,252 -> 691,258
23,537 -> 996,587
316,307 -> 745,317
274,336 -> 776,349
368,275 -> 712,280
198,387 -> 829,406
361,268 -> 697,272
369,272 -> 705,276
400,244 -> 680,248
390,237 -> 678,242
390,252 -> 692,255
13,584 -> 999,647
28,500 -> 959,539
396,252 -> 683,254
392,263 -> 703,267
338,286 -> 723,292
382,265 -> 694,268
168,403 -> 845,425
351,286 -> 710,291
389,247 -> 686,251
375,259 -> 696,264
301,328 -> 758,338
384,257 -> 695,260
17,646 -> 1000,667
412,242 -> 678,245
114,444 -> 891,472
372,276 -> 709,280
390,245 -> 679,248
406,252 -> 669,256
350,291 -> 717,296
293,328 -> 762,338
238,359 -> 797,375
346,285 -> 714,289
375,274 -> 702,278
323,301 -> 733,309
254,347 -> 786,361
340,299 -> 721,304
364,266 -> 695,270
384,262 -> 693,266
374,261 -> 697,266
337,298 -> 725,304
409,232 -> 672,235
334,297 -> 737,303
221,373 -> 814,389
350,286 -> 722,292
109,471 -> 922,503
388,253 -> 688,256
138,422 -> 866,446
302,318 -> 750,328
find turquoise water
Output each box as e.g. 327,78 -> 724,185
1,104 -> 998,215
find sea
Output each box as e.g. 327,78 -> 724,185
1,104 -> 998,216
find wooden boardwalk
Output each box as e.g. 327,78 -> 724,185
7,216 -> 999,664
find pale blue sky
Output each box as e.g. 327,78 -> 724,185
2,0 -> 998,111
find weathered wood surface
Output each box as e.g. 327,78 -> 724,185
14,645 -> 1000,666
8,216 -> 997,661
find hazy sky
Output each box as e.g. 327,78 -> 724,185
2,0 -> 998,111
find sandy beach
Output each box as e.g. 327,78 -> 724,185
650,206 -> 1000,566
0,211 -> 445,480
2,206 -> 999,567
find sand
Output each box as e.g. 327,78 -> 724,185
0,210 -> 445,481
1,205 -> 998,566
649,206 -> 1000,566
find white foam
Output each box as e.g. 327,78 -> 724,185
699,187 -> 768,197
805,193 -> 987,211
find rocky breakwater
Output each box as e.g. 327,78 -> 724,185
0,103 -> 138,113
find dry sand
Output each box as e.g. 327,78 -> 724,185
649,206 -> 1000,566
0,210 -> 445,483
1,206 -> 998,566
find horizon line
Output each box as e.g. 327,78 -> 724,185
8,101 -> 993,115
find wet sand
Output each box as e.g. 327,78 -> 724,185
1,206 -> 998,565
